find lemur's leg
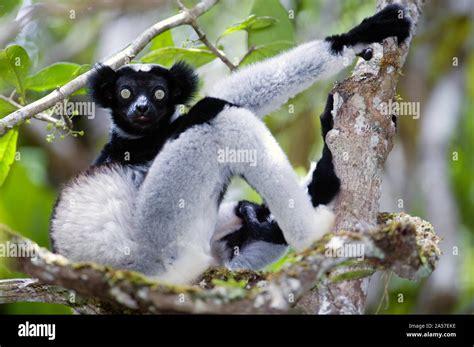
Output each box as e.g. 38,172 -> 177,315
210,5 -> 411,270
227,108 -> 335,253
212,95 -> 339,270
208,4 -> 410,118
231,201 -> 288,270
132,106 -> 332,282
211,201 -> 288,270
307,94 -> 340,207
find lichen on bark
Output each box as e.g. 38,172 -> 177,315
0,211 -> 439,314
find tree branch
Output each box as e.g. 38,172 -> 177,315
177,0 -> 237,71
306,0 -> 425,314
0,95 -> 61,126
0,213 -> 439,314
0,278 -> 106,314
0,0 -> 219,137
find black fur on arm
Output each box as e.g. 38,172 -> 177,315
236,201 -> 287,245
326,4 -> 412,54
87,64 -> 118,108
169,61 -> 199,105
220,200 -> 287,262
308,93 -> 341,207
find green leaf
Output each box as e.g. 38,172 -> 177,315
0,98 -> 17,118
247,0 -> 295,54
219,15 -> 278,39
0,128 -> 18,186
71,87 -> 88,96
0,0 -> 21,18
141,47 -> 216,68
25,62 -> 83,92
240,41 -> 293,66
150,30 -> 174,51
0,45 -> 31,100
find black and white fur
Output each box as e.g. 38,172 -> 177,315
50,4 -> 411,283
210,4 -> 411,270
212,94 -> 341,270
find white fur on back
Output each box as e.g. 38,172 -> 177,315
51,164 -> 141,269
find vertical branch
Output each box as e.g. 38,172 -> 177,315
300,0 -> 424,314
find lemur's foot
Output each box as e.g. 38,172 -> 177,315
237,201 -> 286,244
327,4 -> 412,54
356,47 -> 373,61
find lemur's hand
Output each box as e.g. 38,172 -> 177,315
327,4 -> 412,54
236,201 -> 286,244
357,48 -> 373,61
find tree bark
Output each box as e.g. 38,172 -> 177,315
0,213 -> 439,314
299,0 -> 424,314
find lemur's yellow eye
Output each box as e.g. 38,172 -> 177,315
154,89 -> 165,100
120,88 -> 131,99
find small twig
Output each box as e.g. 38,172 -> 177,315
35,112 -> 61,125
191,24 -> 237,71
375,271 -> 393,314
0,94 -> 22,108
0,94 -> 60,125
238,45 -> 256,67
4,96 -> 61,126
178,0 -> 236,71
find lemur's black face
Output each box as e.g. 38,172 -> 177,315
88,62 -> 198,136
114,70 -> 171,133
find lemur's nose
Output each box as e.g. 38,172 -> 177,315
136,103 -> 149,113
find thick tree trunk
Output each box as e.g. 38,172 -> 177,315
298,0 -> 424,314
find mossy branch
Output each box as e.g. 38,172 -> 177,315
0,213 -> 440,314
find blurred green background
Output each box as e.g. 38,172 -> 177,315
0,0 -> 472,314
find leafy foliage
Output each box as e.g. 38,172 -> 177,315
25,63 -> 85,92
0,45 -> 31,101
246,0 -> 295,57
0,128 -> 18,186
218,14 -> 278,40
0,0 -> 21,18
141,46 -> 216,68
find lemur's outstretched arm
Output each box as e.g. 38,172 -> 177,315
208,4 -> 410,118
211,5 -> 411,270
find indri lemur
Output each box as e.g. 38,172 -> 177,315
50,4 -> 411,283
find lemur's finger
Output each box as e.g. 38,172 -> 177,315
237,201 -> 259,224
357,48 -> 373,61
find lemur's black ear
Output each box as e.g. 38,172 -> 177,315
169,61 -> 199,105
87,64 -> 118,108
